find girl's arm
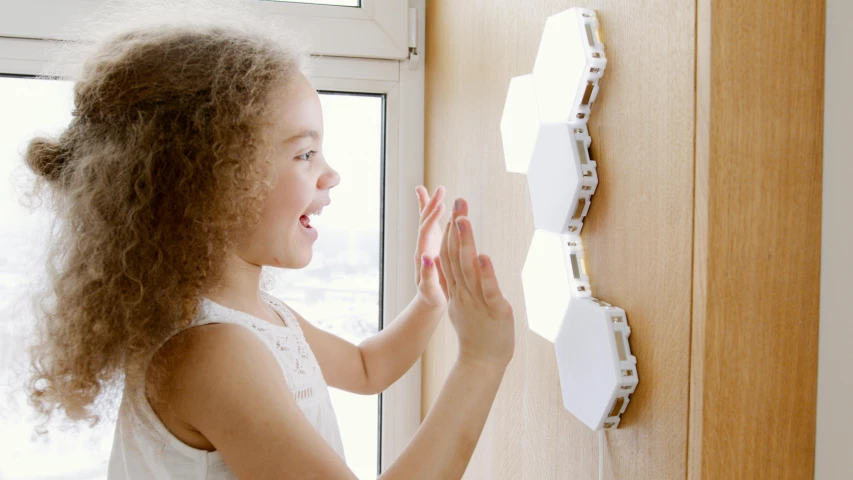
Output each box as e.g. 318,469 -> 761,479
158,208 -> 513,479
290,296 -> 444,395
292,188 -> 460,396
159,322 -> 507,480
378,358 -> 508,480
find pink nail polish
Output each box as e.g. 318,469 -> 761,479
422,255 -> 433,267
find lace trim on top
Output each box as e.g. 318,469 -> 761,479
196,292 -> 327,404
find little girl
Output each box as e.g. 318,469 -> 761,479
23,1 -> 515,478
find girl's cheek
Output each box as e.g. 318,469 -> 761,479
268,180 -> 303,217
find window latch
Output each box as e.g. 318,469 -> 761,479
407,7 -> 419,70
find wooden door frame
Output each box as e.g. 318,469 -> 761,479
689,1 -> 825,478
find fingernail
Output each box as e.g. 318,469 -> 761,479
454,199 -> 461,212
455,219 -> 463,233
422,255 -> 433,267
479,256 -> 486,268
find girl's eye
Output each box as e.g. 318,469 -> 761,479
296,150 -> 317,161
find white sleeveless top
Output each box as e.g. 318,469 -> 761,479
107,292 -> 345,479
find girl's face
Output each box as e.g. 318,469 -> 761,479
238,73 -> 340,269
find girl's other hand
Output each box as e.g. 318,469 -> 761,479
438,197 -> 515,369
414,185 -> 448,309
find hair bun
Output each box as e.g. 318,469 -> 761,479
26,136 -> 68,183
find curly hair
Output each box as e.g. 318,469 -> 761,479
22,0 -> 310,427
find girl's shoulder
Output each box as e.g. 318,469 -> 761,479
195,292 -> 301,331
144,319 -> 286,452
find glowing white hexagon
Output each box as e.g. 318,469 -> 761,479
521,230 -> 571,342
532,8 -> 607,124
500,74 -> 540,174
526,124 -> 585,234
522,231 -> 592,343
554,298 -> 628,430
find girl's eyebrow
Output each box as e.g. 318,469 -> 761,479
284,129 -> 319,143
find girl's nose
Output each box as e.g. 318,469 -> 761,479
320,167 -> 340,190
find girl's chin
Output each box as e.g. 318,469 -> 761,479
267,251 -> 309,270
299,222 -> 318,241
269,227 -> 316,268
292,256 -> 312,270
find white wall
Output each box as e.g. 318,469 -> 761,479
815,1 -> 853,478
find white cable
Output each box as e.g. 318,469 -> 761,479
598,428 -> 605,480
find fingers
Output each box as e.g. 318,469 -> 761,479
415,185 -> 445,282
454,216 -> 480,295
416,200 -> 446,281
444,198 -> 469,295
416,185 -> 428,215
420,254 -> 435,282
439,217 -> 456,293
451,197 -> 468,222
428,195 -> 505,316
433,255 -> 448,299
420,202 -> 445,234
415,185 -> 428,277
417,185 -> 445,222
477,254 -> 507,313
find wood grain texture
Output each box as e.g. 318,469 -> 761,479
423,1 -> 696,478
689,1 -> 825,478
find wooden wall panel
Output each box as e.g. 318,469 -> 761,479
689,0 -> 825,478
423,1 -> 696,478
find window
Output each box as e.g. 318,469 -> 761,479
0,77 -> 387,480
0,0 -> 407,59
0,0 -> 423,476
266,92 -> 384,479
0,76 -> 115,479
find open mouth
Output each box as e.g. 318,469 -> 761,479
299,207 -> 323,239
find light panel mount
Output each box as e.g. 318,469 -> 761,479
502,7 -> 639,431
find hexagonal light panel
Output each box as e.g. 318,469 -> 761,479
554,297 -> 638,430
503,7 -> 639,432
533,7 -> 607,124
500,74 -> 539,174
526,124 -> 598,234
521,231 -> 591,342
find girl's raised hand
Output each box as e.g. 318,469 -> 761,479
438,197 -> 515,369
414,185 -> 448,309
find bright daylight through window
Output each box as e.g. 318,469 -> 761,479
0,76 -> 384,480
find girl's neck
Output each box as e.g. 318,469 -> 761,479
204,253 -> 266,313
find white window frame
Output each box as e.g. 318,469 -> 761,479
309,54 -> 424,473
0,0 -> 425,475
0,0 -> 408,59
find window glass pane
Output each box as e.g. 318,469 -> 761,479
0,76 -> 114,478
266,92 -> 383,480
0,78 -> 383,479
263,0 -> 361,7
